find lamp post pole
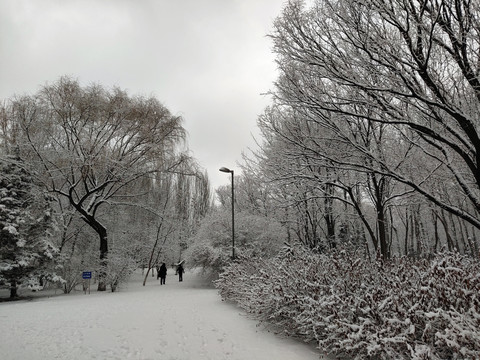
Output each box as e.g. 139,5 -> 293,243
219,167 -> 235,259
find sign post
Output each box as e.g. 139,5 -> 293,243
82,271 -> 92,294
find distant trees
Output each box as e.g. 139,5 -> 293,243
185,167 -> 286,275
185,208 -> 285,276
141,168 -> 213,286
0,155 -> 59,298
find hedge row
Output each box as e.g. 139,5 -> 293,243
215,248 -> 480,359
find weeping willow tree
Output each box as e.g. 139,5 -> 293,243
7,76 -> 188,290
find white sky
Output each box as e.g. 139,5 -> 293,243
0,0 -> 286,191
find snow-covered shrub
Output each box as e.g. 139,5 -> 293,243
103,245 -> 139,292
185,240 -> 231,276
59,259 -> 85,294
216,247 -> 480,359
186,210 -> 285,276
58,249 -> 98,294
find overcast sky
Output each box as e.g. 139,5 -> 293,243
0,0 -> 286,191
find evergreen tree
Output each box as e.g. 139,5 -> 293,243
0,155 -> 59,298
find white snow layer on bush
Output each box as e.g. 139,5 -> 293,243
216,249 -> 480,359
3,224 -> 18,235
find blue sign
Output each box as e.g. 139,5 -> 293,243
82,271 -> 92,279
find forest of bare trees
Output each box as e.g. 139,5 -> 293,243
232,0 -> 480,260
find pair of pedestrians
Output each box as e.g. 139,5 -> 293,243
157,263 -> 184,285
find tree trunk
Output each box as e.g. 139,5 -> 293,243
404,208 -> 409,256
448,212 -> 461,251
388,207 -> 395,256
324,182 -> 336,249
439,209 -> 454,251
412,206 -> 422,257
347,186 -> 377,254
9,280 -> 18,298
377,202 -> 389,259
432,210 -> 440,253
70,199 -> 109,291
472,226 -> 479,257
97,228 -> 108,291
463,222 -> 475,257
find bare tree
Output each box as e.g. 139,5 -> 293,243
8,77 -> 187,290
267,0 -> 480,243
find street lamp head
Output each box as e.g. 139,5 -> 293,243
219,167 -> 233,173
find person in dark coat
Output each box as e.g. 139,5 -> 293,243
177,264 -> 184,282
159,263 -> 167,285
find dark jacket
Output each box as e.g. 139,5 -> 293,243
177,265 -> 184,274
159,264 -> 167,278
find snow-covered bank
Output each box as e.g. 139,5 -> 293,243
0,270 -> 325,360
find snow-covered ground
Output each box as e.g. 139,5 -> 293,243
0,270 -> 327,360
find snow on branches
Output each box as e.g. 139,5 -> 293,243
215,248 -> 480,359
0,155 -> 61,298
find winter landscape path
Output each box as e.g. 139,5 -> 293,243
0,270 -> 326,360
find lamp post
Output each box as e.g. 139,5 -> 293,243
219,166 -> 235,259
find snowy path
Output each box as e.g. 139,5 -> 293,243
0,270 -> 326,360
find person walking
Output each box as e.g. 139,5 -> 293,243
159,263 -> 167,285
177,263 -> 184,282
